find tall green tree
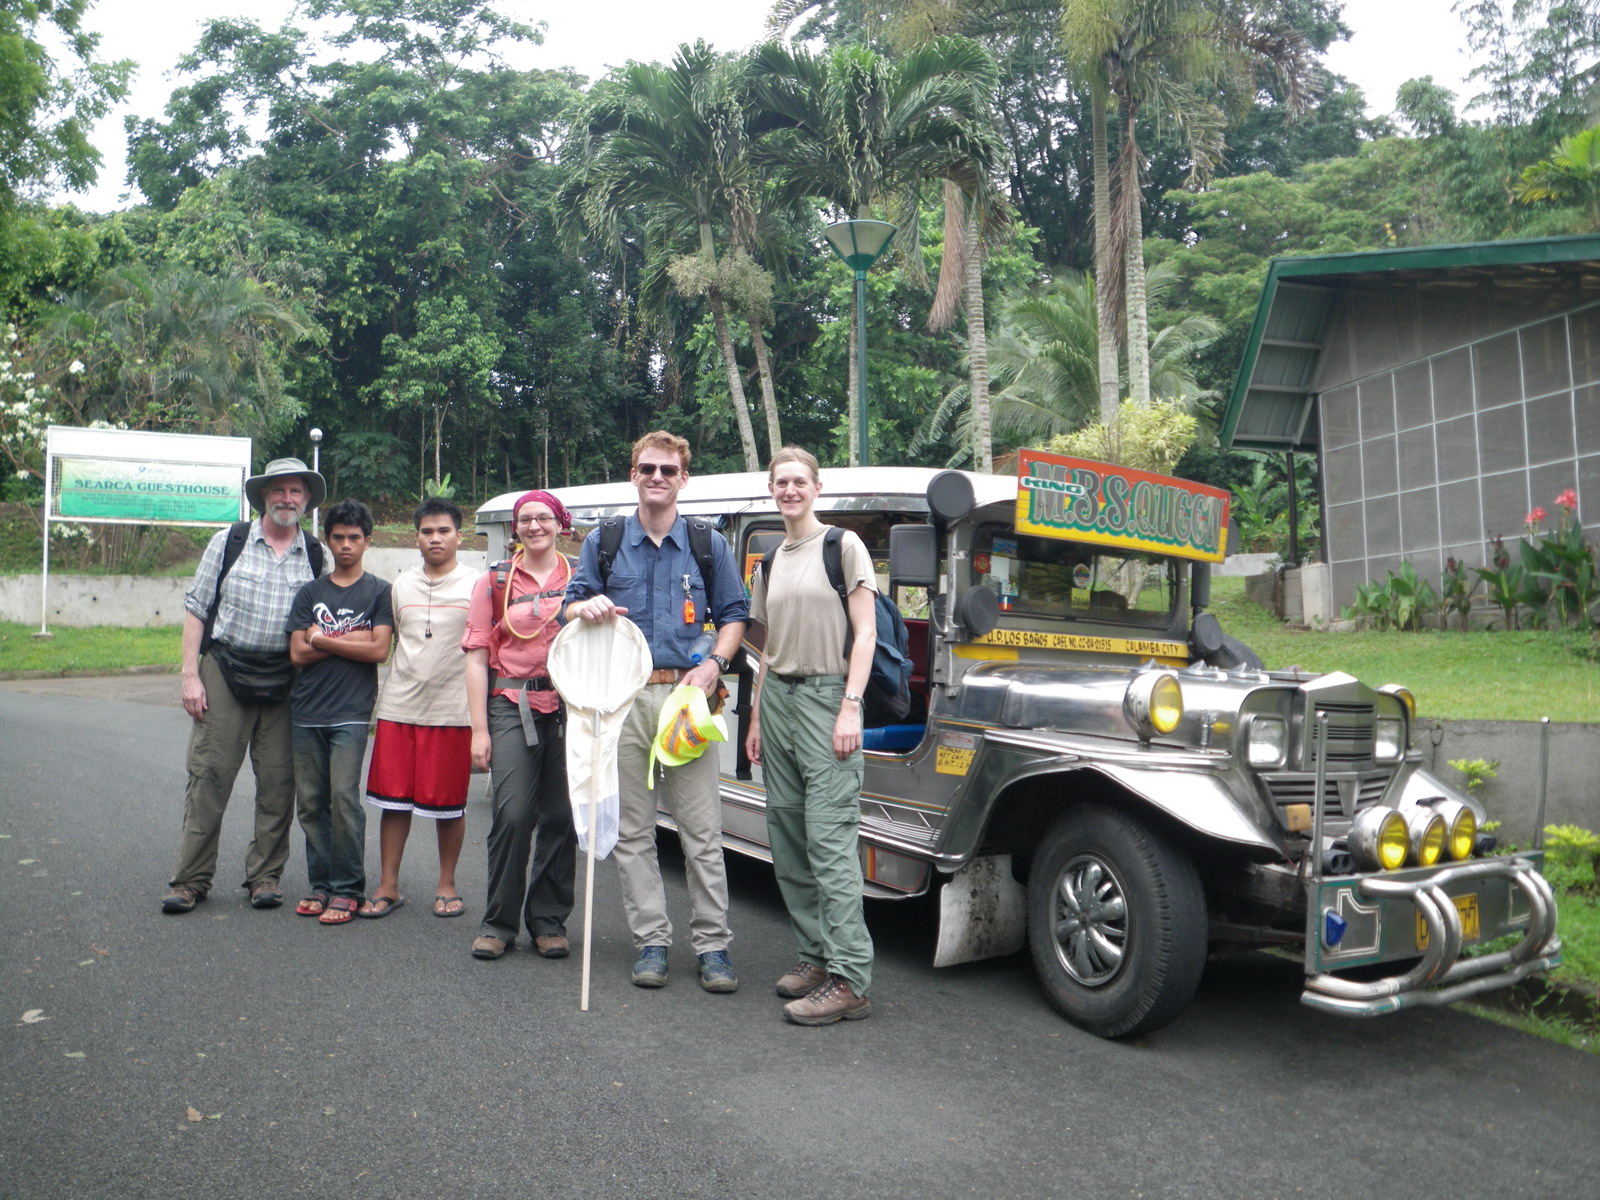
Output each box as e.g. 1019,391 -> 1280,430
0,0 -> 132,208
561,42 -> 781,471
751,35 -> 1000,464
1060,0 -> 1312,416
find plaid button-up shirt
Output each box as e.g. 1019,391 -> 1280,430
183,520 -> 318,654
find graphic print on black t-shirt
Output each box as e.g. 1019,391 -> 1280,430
286,572 -> 394,727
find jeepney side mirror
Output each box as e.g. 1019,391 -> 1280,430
957,584 -> 1000,638
1191,562 -> 1211,611
889,523 -> 937,589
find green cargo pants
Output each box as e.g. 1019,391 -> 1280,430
759,673 -> 872,995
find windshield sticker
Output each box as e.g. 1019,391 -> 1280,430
1015,449 -> 1230,563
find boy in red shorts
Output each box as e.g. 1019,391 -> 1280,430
359,499 -> 478,919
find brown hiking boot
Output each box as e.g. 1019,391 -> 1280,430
775,962 -> 828,998
161,885 -> 204,914
782,975 -> 871,1025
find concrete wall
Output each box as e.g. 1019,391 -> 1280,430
1417,719 -> 1599,843
1,547 -> 489,628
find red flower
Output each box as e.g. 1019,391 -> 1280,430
1526,506 -> 1547,526
1555,488 -> 1578,512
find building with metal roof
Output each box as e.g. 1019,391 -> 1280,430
1221,233 -> 1600,608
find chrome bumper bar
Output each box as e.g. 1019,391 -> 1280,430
1301,855 -> 1562,1017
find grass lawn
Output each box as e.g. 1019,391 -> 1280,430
1209,576 -> 1599,722
0,621 -> 180,676
1555,891 -> 1600,986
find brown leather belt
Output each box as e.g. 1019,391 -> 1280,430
647,668 -> 684,685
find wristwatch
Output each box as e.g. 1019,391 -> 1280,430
843,692 -> 864,705
709,653 -> 731,672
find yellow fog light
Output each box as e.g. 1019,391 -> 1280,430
1435,799 -> 1477,861
1123,671 -> 1183,741
1407,810 -> 1446,866
1150,674 -> 1182,734
1349,807 -> 1409,872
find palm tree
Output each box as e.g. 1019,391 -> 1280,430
41,264 -> 316,437
1060,0 -> 1312,412
1514,125 -> 1600,230
750,36 -> 1000,464
913,263 -> 1219,464
561,42 -> 779,470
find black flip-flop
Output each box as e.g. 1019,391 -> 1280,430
358,895 -> 406,919
434,895 -> 466,918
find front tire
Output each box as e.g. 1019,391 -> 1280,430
1027,805 -> 1207,1038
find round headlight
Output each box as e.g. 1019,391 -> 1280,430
1349,807 -> 1410,872
1123,671 -> 1184,741
1435,799 -> 1477,861
1407,810 -> 1446,866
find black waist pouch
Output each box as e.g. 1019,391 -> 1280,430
210,644 -> 294,705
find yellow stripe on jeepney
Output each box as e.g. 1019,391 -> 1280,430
962,629 -> 1190,662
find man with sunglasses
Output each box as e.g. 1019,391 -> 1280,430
565,431 -> 748,993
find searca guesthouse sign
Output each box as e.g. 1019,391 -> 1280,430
1015,449 -> 1230,563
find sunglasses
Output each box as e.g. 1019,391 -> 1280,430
634,462 -> 682,478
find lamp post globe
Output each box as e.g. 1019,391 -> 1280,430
823,219 -> 897,466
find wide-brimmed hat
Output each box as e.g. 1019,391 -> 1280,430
245,456 -> 327,514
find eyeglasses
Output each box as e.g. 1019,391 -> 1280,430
516,514 -> 560,527
634,462 -> 682,478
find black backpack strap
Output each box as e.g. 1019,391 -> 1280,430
200,520 -> 252,654
303,530 -> 325,577
686,517 -> 716,593
821,526 -> 849,605
596,517 -> 625,587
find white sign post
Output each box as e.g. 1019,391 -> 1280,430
37,426 -> 251,639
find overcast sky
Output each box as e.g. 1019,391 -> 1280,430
58,0 -> 1483,212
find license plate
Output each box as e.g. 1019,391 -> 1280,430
1416,893 -> 1480,948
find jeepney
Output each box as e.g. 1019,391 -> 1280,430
477,453 -> 1561,1038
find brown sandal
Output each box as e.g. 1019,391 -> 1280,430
319,896 -> 358,925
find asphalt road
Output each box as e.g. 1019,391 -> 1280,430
2,679 -> 1596,1200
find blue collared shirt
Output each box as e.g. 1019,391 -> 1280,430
566,514 -> 748,669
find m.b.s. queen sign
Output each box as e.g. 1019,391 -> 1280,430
1015,448 -> 1230,563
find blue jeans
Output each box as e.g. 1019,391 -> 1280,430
293,724 -> 369,899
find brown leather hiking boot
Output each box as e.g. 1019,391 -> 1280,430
782,975 -> 871,1025
775,962 -> 828,998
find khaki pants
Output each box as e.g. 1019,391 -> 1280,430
169,652 -> 296,895
760,674 -> 872,995
614,681 -> 731,953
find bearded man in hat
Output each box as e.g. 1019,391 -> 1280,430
162,457 -> 327,914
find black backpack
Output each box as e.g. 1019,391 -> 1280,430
762,527 -> 912,727
200,520 -> 325,654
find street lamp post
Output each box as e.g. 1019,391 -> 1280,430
823,219 -> 896,467
308,427 -> 323,534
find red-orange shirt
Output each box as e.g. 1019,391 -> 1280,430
461,554 -> 572,715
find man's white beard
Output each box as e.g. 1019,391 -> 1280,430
268,506 -> 304,528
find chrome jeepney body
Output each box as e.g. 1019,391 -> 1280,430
478,463 -> 1560,1037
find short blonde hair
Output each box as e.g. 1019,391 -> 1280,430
767,445 -> 820,483
632,430 -> 690,470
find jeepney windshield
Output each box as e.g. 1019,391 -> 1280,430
970,526 -> 1178,628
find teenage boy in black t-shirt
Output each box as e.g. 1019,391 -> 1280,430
285,499 -> 393,925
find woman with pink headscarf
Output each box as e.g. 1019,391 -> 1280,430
461,490 -> 577,962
